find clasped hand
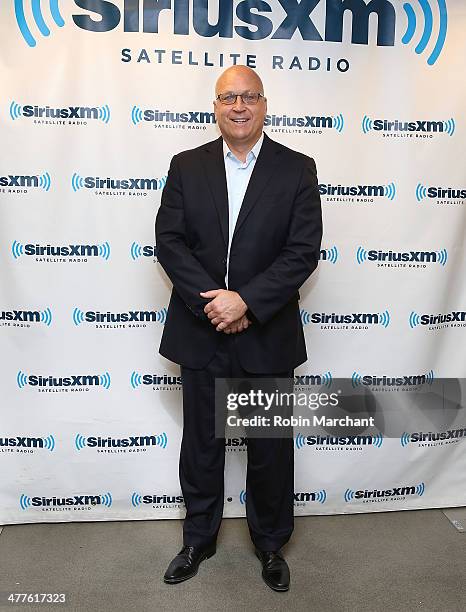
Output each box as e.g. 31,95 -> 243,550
200,289 -> 250,334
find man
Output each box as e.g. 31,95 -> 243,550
155,65 -> 322,591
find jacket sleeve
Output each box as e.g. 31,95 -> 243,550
155,154 -> 219,322
237,156 -> 322,326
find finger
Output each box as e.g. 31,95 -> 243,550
200,290 -> 221,298
216,321 -> 228,331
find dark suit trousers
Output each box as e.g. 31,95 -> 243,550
180,333 -> 294,551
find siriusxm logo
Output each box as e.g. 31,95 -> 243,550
294,373 -> 332,388
130,372 -> 182,389
295,432 -> 383,449
10,101 -> 110,123
320,182 -> 396,201
362,115 -> 455,137
0,172 -> 51,191
294,490 -> 327,504
265,113 -> 343,133
131,492 -> 183,507
20,492 -> 113,510
416,184 -> 466,204
11,241 -> 110,261
0,308 -> 52,327
301,309 -> 391,328
409,310 -> 466,329
15,1 -> 448,66
75,432 -> 168,450
0,435 -> 55,452
71,173 -> 167,193
319,246 -> 338,264
17,370 -> 111,390
351,370 -> 435,388
400,427 -> 466,447
132,107 -> 215,129
356,247 -> 448,267
344,482 -> 425,502
130,242 -> 157,261
73,307 -> 167,326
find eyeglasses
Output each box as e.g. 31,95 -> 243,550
216,92 -> 265,105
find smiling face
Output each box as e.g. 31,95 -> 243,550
214,66 -> 267,154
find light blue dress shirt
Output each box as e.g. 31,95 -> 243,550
223,133 -> 264,288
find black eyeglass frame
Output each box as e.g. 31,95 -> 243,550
215,92 -> 266,105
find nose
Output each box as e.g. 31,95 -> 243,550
232,95 -> 246,111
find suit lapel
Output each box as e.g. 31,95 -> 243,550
201,137 -> 229,247
232,133 -> 282,238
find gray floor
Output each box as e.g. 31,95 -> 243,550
0,510 -> 465,612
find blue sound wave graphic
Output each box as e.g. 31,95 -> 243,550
400,432 -> 411,447
416,183 -> 428,201
324,246 -> 339,264
130,371 -> 143,389
131,492 -> 143,507
315,490 -> 327,504
402,1 -> 448,66
356,246 -> 367,264
239,490 -> 247,505
130,242 -> 143,260
384,183 -> 396,201
300,309 -> 311,325
99,372 -> 111,390
10,101 -> 23,120
98,105 -> 111,124
39,172 -> 51,191
72,307 -> 84,326
333,114 -> 344,133
378,310 -> 391,328
40,307 -> 53,326
344,489 -> 355,503
100,492 -> 113,508
156,432 -> 168,449
362,115 -> 373,134
72,173 -> 85,192
351,371 -> 363,388
443,118 -> 455,136
19,494 -> 32,510
416,482 -> 425,496
43,434 -> 55,451
17,370 -> 28,388
436,249 -> 447,266
156,308 -> 168,325
15,0 -> 65,48
409,311 -> 421,328
372,433 -> 384,449
131,106 -> 144,125
75,433 -> 87,451
321,371 -> 332,388
11,240 -> 24,259
98,242 -> 111,260
295,433 -> 306,450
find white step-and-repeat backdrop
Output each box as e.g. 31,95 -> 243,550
0,1 -> 465,524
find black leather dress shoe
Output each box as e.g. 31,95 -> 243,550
255,549 -> 290,592
163,544 -> 216,584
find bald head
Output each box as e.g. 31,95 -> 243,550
215,65 -> 265,97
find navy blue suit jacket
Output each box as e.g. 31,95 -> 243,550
155,133 -> 322,373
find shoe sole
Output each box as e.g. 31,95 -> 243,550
163,548 -> 216,584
